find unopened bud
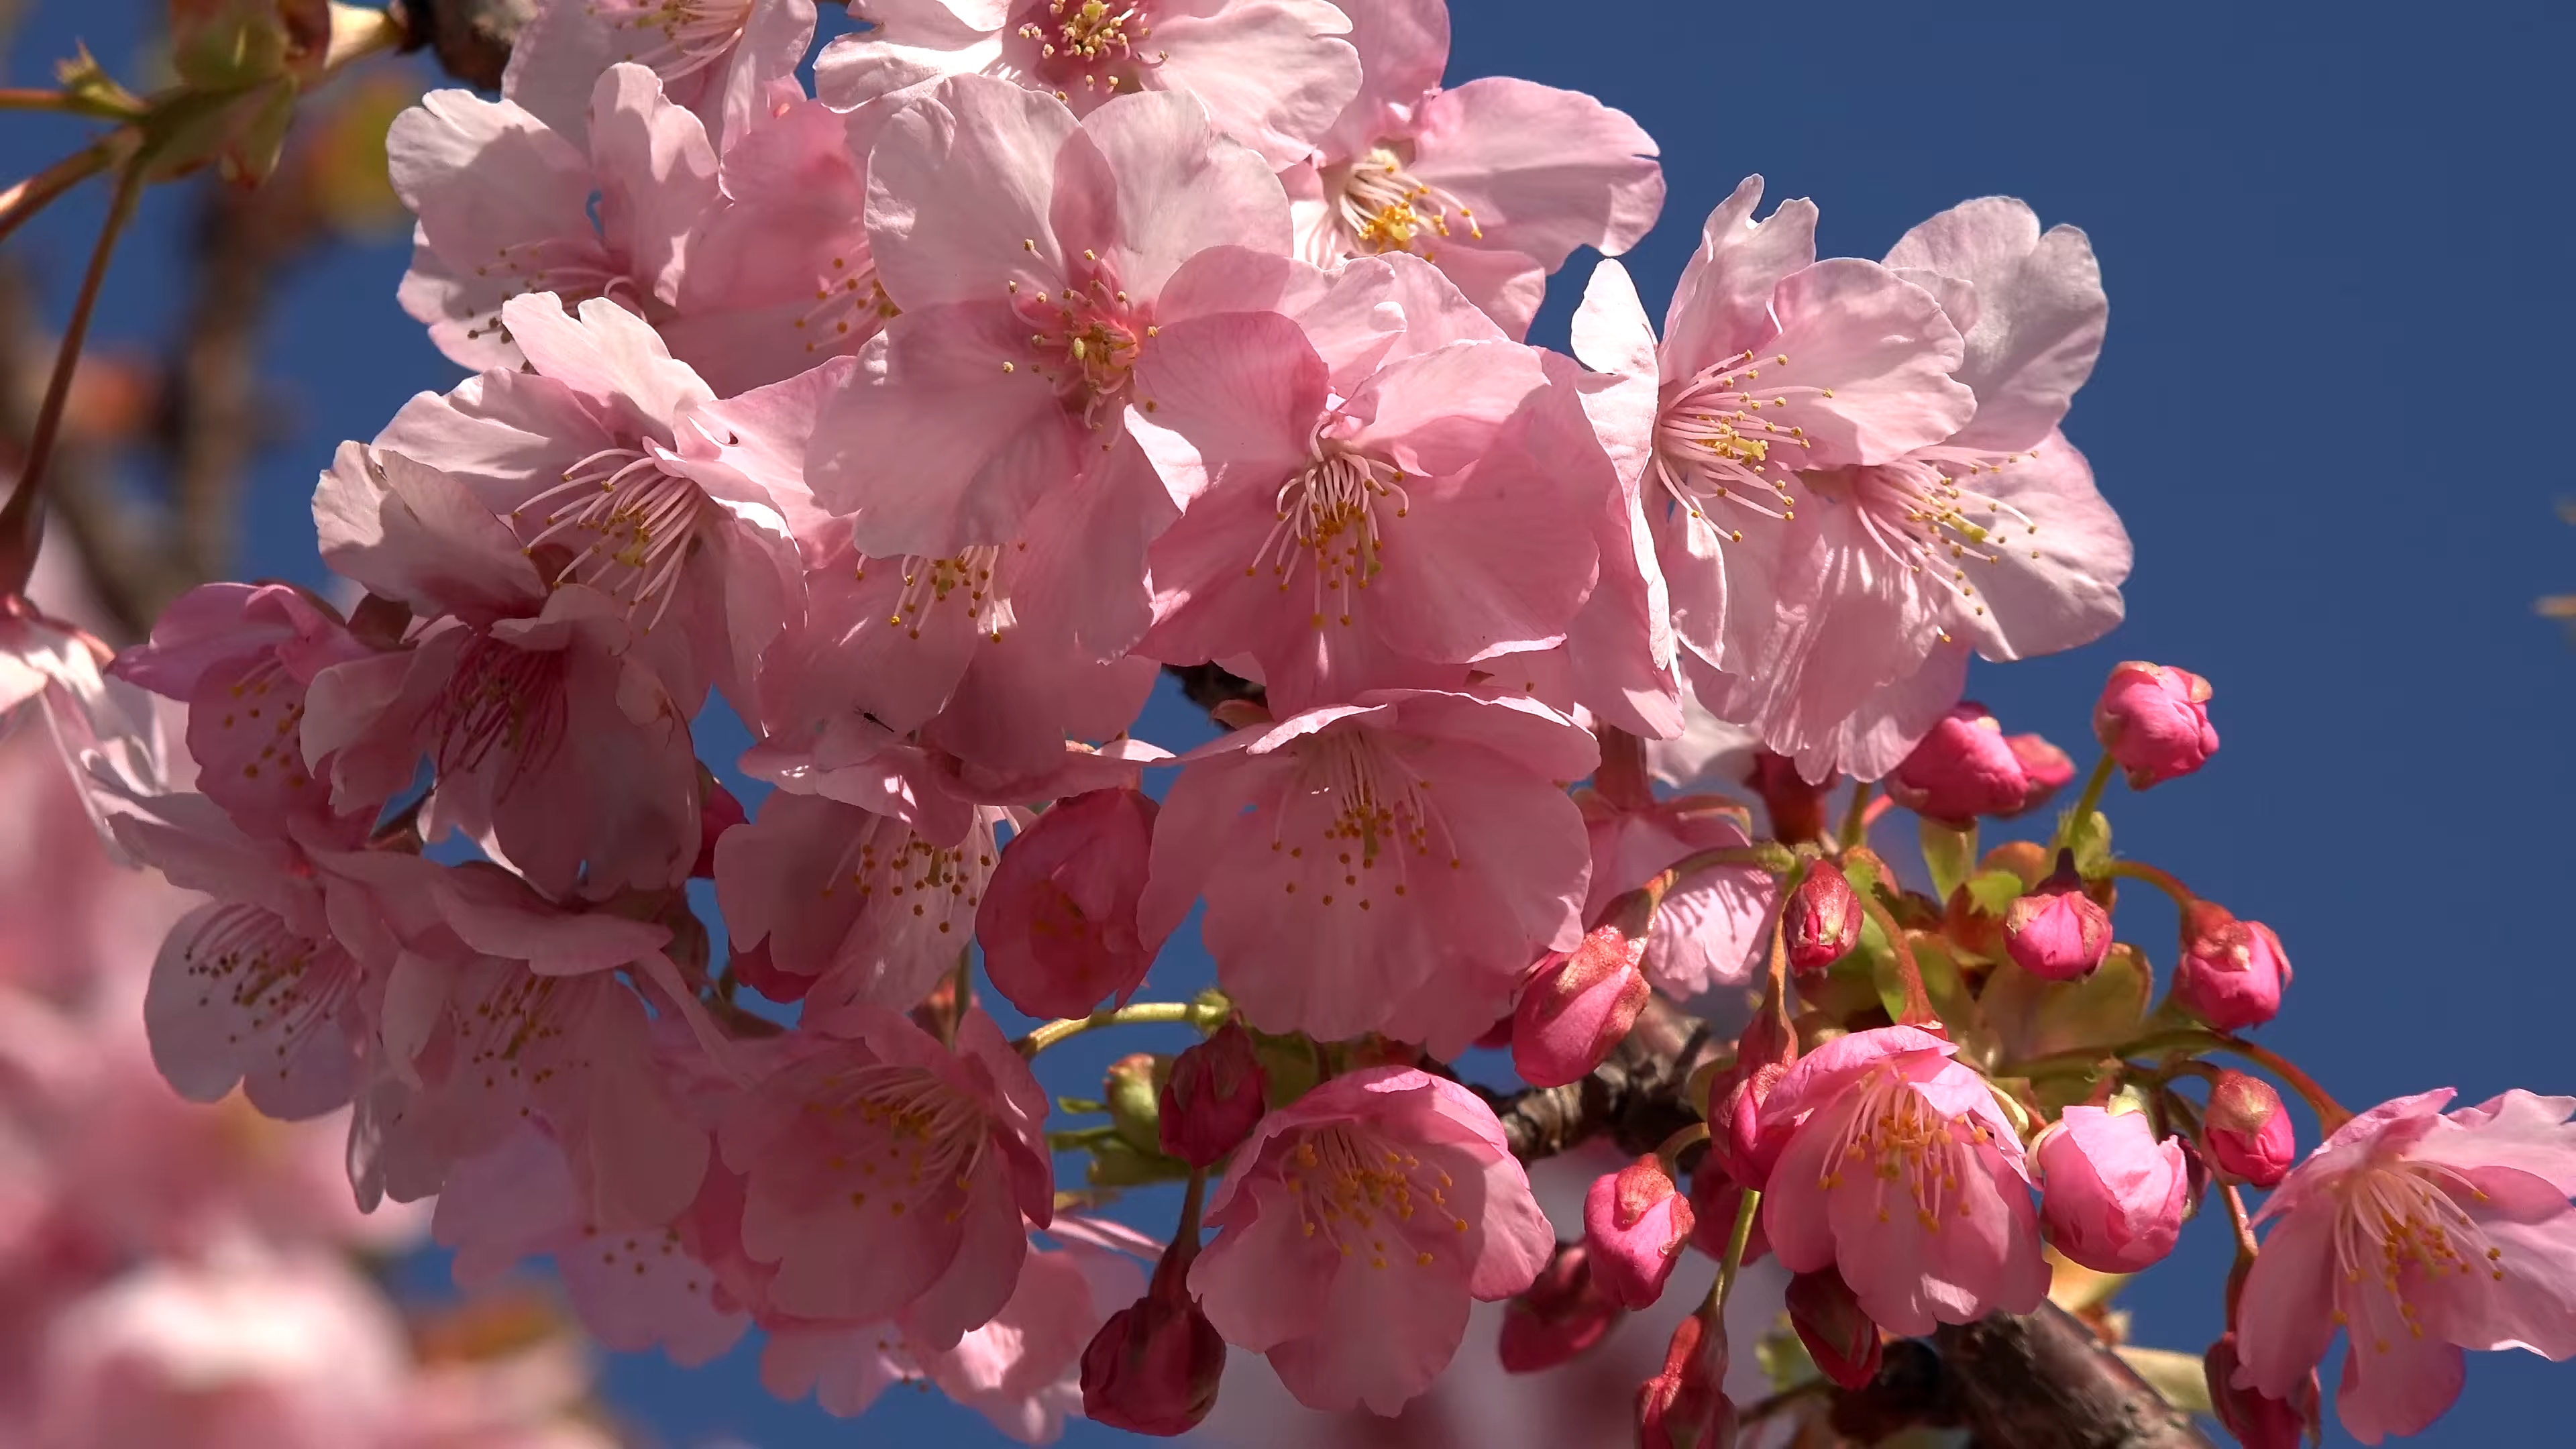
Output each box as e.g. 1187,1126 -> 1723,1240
2205,1332 -> 2316,1449
2002,733 -> 2076,816
1585,1157 -> 1695,1309
2093,661 -> 2219,788
2175,902 -> 2290,1030
1747,750 -> 1830,843
1104,1053 -> 1167,1156
2037,1106 -> 2188,1274
1159,1023 -> 1267,1169
2204,1072 -> 2296,1188
1886,703 -> 2033,826
1783,865 -> 1861,973
1081,1246 -> 1226,1437
1785,1269 -> 1882,1391
1511,919 -> 1652,1089
1636,1311 -> 1735,1449
2002,851 -> 2112,981
1499,1243 -> 1623,1374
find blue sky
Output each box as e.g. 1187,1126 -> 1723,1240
7,2 -> 2575,1444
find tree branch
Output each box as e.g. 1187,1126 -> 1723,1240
1934,1303 -> 2213,1449
384,0 -> 539,90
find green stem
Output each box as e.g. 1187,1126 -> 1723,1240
2104,859 -> 2196,908
1018,1000 -> 1212,1057
2052,753 -> 2118,852
1713,1186 -> 1764,1309
1,157 -> 142,591
1999,1028 -> 2218,1080
1652,1122 -> 1709,1176
1837,780 -> 1872,851
1854,888 -> 1937,1029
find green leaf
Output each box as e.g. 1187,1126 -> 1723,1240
2065,807 -> 2114,879
2115,1346 -> 2215,1416
1912,935 -> 1998,1069
1965,868 -> 2027,918
1085,1136 -> 1192,1189
1919,818 -> 1978,902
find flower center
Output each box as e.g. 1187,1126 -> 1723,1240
1330,146 -> 1481,260
811,1063 -> 991,1220
180,902 -> 355,1051
1804,448 -> 2044,642
859,545 -> 1014,643
2334,1163 -> 2508,1352
1650,352 -> 1818,545
820,812 -> 996,940
794,254 -> 898,358
1016,1 -> 1159,95
433,635 -> 570,780
517,441 -> 718,629
1012,258 -> 1149,429
1816,1067 -> 1992,1234
1255,441 -> 1411,631
463,240 -> 641,348
1273,731 -> 1459,914
600,0 -> 756,83
1281,1125 -> 1469,1270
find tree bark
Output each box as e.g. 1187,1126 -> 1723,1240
1936,1303 -> 2214,1449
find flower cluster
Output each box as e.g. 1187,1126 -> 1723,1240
0,0 -> 2566,1443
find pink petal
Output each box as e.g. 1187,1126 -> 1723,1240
2233,1197 -> 2342,1399
1883,197 -> 2108,453
1409,75 -> 1663,264
1134,1 -> 1361,172
1662,176 -> 1817,379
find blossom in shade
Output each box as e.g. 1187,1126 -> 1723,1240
1757,1024 -> 2049,1334
1497,1243 -> 1623,1374
2036,1106 -> 2188,1274
2094,660 -> 2219,788
976,786 -> 1165,1020
2176,902 -> 2291,1031
1582,1156 -> 1695,1309
818,0 -> 1361,170
1139,690 -> 1595,1057
305,445 -> 701,900
1159,1021 -> 1269,1169
1190,1066 -> 1552,1414
1081,1234 -> 1227,1436
504,0 -> 818,152
388,65 -> 718,373
1282,0 -> 1662,337
1884,702 -> 2031,826
720,1003 -> 1054,1349
2233,1089 -> 2576,1444
1575,786 -> 1774,999
1132,252 -> 1603,712
2206,1332 -> 2317,1449
1786,1267 -> 1883,1391
806,79 -> 1294,657
2206,1071 -> 2298,1189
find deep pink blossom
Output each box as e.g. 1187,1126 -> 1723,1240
504,0 -> 817,152
1159,1020 -> 1268,1169
1139,690 -> 1595,1056
720,1003 -> 1053,1349
2234,1089 -> 2576,1444
1511,919 -> 1650,1091
1884,701 -> 2031,826
2002,857 -> 2112,982
1081,1232 -> 1226,1436
2036,1106 -> 2187,1273
1189,1067 -> 1552,1414
1582,1156 -> 1695,1309
806,78 -> 1294,658
1133,252 -> 1604,712
2176,903 -> 2291,1031
1497,1243 -> 1623,1375
818,0 -> 1361,170
1635,1309 -> 1731,1449
2004,732 -> 2076,815
976,785 -> 1165,1020
1783,862 -> 1860,973
1282,0 -> 1662,337
1758,1025 -> 2049,1335
1786,1267 -> 1882,1391
2206,1072 -> 2297,1189
2094,659 -> 2219,788
306,444 -> 702,900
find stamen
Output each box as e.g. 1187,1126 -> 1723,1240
1325,145 -> 1483,262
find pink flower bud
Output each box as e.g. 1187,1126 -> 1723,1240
1158,1022 -> 1267,1169
1584,1157 -> 1696,1309
2092,661 -> 2219,788
976,787 -> 1165,1021
1636,1311 -> 1733,1449
1705,1009 -> 1799,1188
1783,866 -> 1860,973
1081,1248 -> 1226,1437
1785,1268 -> 1883,1391
2205,1332 -> 2316,1449
2037,1106 -> 2188,1274
2203,1072 -> 2296,1188
1886,703 -> 2031,826
2002,854 -> 2111,981
2002,733 -> 2076,816
1510,919 -> 1651,1089
2175,904 -> 2291,1031
1687,1164 -> 1768,1266
1498,1243 -> 1624,1374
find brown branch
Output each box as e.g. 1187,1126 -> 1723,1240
1934,1303 -> 2214,1449
1483,996 -> 1719,1164
384,0 -> 539,90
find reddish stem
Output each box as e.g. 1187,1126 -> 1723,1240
1,158 -> 142,592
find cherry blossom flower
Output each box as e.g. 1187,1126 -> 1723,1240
1282,0 -> 1663,337
1139,690 -> 1595,1056
818,0 -> 1361,170
806,78 -> 1292,656
504,0 -> 818,152
2035,1106 -> 2187,1275
305,443 -> 702,900
390,65 -> 718,373
2234,1089 -> 2576,1444
1756,1025 -> 2049,1335
1133,252 -> 1602,710
718,1002 -> 1053,1348
1576,787 -> 1774,1000
1190,1066 -> 1552,1413
975,784 -> 1166,1020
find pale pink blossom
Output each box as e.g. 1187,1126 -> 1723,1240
2235,1089 -> 2576,1444
1756,1025 -> 2048,1335
1138,690 -> 1595,1056
718,1002 -> 1053,1348
1282,0 -> 1662,338
1190,1066 -> 1553,1414
389,65 -> 718,373
504,0 -> 818,152
2035,1106 -> 2187,1274
305,444 -> 702,900
1135,252 -> 1603,710
1577,788 -> 1774,999
818,0 -> 1360,170
806,78 -> 1293,656
1,593 -> 167,855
